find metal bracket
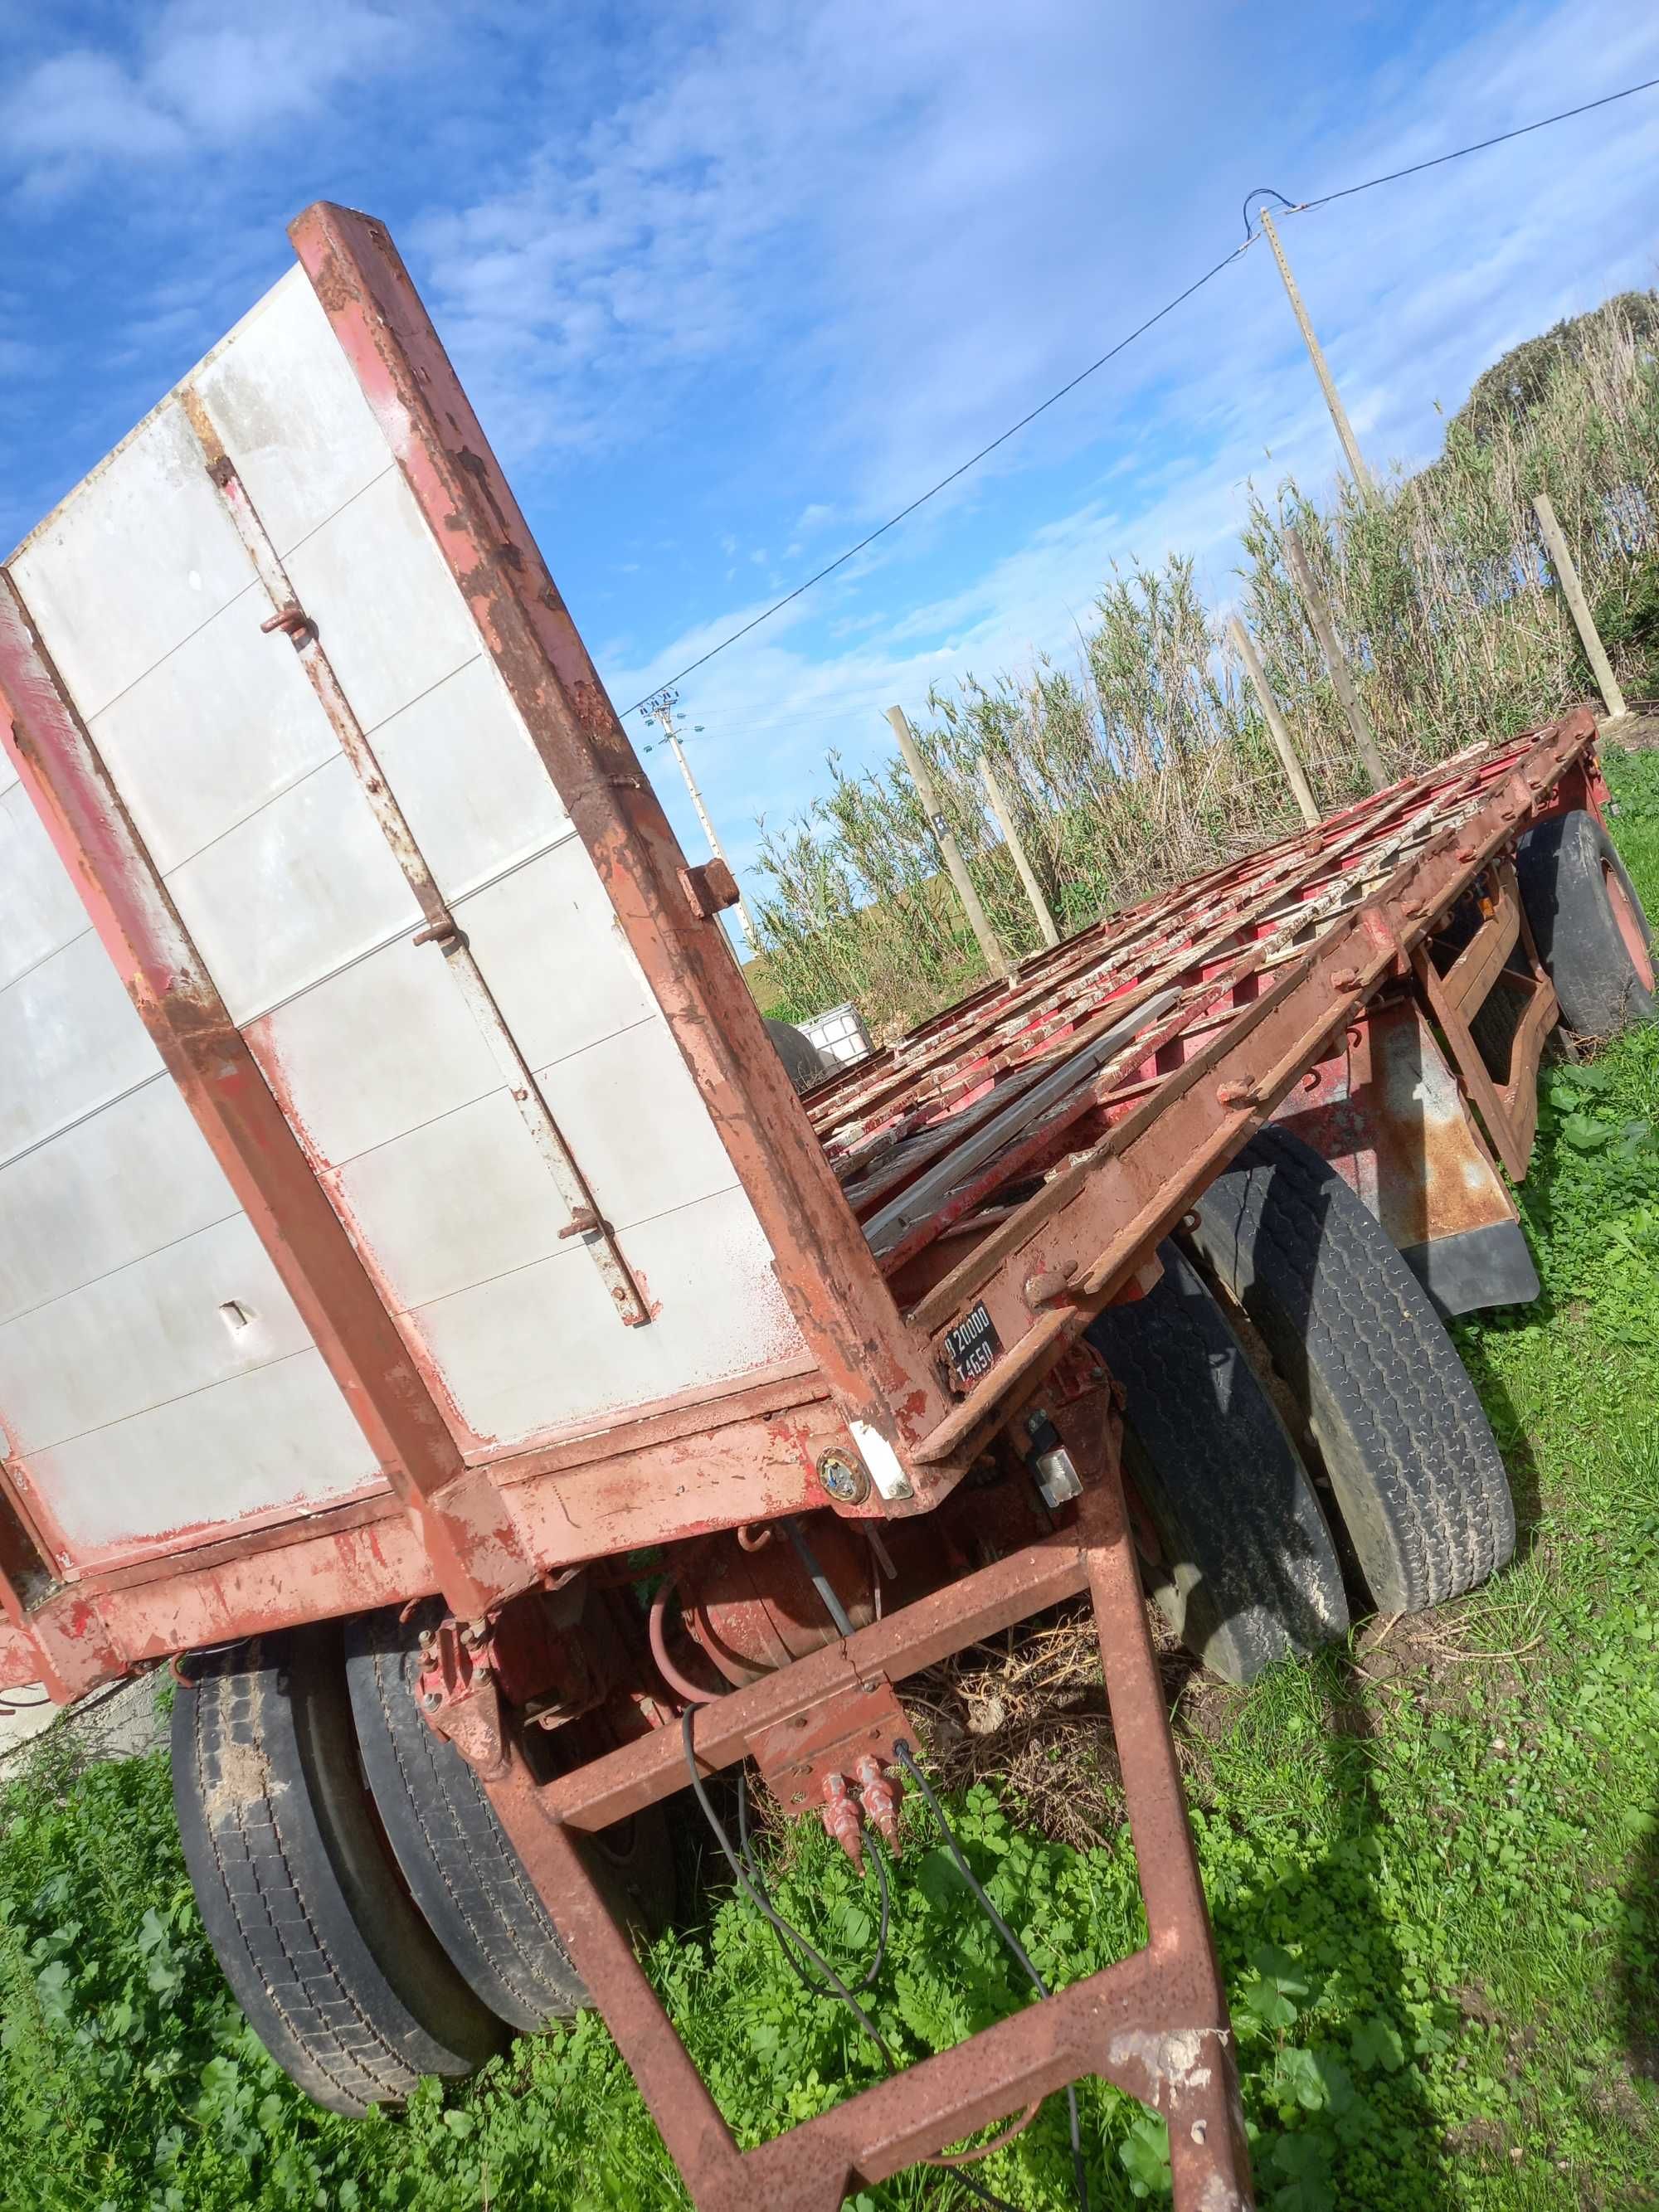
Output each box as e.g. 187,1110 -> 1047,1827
1413,859 -> 1557,1179
681,858 -> 742,919
415,1618 -> 511,1780
748,1674 -> 908,1814
477,1437 -> 1254,2210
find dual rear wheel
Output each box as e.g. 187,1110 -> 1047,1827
1087,1125 -> 1517,1686
1090,801 -> 1653,1686
173,1611 -> 671,2115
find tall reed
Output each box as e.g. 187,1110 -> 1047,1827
752,295 -> 1659,1033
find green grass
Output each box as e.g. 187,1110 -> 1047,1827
3,756 -> 1658,2211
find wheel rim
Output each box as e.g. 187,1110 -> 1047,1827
1603,860 -> 1654,992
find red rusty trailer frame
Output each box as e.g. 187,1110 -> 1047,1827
0,199 -> 1611,2212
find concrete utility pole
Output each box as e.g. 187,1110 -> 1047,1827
1282,526 -> 1387,791
980,756 -> 1059,946
1258,206 -> 1374,495
1532,492 -> 1629,723
1227,616 -> 1321,828
642,690 -> 761,955
884,706 -> 1010,978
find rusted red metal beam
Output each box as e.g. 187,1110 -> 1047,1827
483,1461 -> 1251,2211
0,580 -> 537,1625
0,1387 -> 858,1698
540,1513 -> 1091,1830
900,716 -> 1594,1468
288,202 -> 959,1502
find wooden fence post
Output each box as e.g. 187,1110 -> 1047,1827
1227,616 -> 1321,828
1282,525 -> 1386,790
980,757 -> 1060,947
884,707 -> 1010,978
1532,491 -> 1628,722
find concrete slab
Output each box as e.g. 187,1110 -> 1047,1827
0,1672 -> 167,1784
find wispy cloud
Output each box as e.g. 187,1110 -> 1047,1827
4,0 -> 1657,912
0,1 -> 412,197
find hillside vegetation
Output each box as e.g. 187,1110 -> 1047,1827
753,294 -> 1659,1033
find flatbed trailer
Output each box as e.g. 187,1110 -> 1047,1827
1,204 -> 1652,2211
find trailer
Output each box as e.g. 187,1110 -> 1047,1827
1,203 -> 1652,2210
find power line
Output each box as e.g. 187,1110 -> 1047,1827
622,69 -> 1659,717
1238,74 -> 1659,240
1294,73 -> 1659,219
620,241 -> 1250,714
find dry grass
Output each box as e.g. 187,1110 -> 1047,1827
898,1602 -> 1250,1852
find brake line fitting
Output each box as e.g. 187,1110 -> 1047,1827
820,1753 -> 905,1866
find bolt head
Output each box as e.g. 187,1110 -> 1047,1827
421,1690 -> 443,1712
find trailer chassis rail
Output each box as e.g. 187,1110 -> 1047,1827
480,1421 -> 1251,2211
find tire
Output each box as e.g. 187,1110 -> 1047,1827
1084,1241 -> 1349,1685
1189,1126 -> 1515,1614
346,1603 -> 674,2034
172,1626 -> 505,2114
1516,808 -> 1654,1038
765,1017 -> 828,1093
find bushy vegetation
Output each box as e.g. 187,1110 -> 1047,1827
752,295 -> 1659,1033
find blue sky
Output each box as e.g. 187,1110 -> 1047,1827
4,0 -> 1659,929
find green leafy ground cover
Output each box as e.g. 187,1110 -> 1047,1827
2,755 -> 1657,2212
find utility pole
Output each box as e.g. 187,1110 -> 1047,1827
1282,526 -> 1387,791
980,756 -> 1059,946
641,689 -> 761,956
1258,206 -> 1374,495
884,706 -> 1010,979
1532,492 -> 1629,723
1227,616 -> 1321,828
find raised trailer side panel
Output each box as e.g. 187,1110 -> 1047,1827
0,207 -> 955,1642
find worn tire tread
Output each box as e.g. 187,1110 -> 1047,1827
172,1630 -> 499,2114
1192,1128 -> 1515,1612
1516,809 -> 1653,1038
346,1609 -> 584,2032
1086,1241 -> 1349,1683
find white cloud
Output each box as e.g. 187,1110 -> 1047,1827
0,1 -> 411,193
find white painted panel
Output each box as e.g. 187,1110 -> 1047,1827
0,1212 -> 318,1451
90,581 -> 339,873
165,751 -> 421,1023
456,838 -> 657,1070
8,401 -> 256,722
284,469 -> 482,735
246,931 -> 499,1167
317,1023 -> 738,1325
329,1090 -> 566,1311
195,267 -> 392,556
409,1186 -> 802,1448
29,1351 -> 379,1557
0,782 -> 90,989
372,654 -> 572,902
0,933 -> 162,1169
535,1019 -> 738,1227
0,1077 -> 236,1329
5,247 -> 793,1511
